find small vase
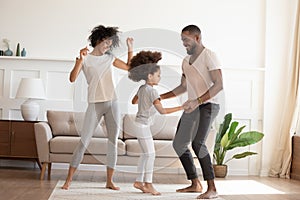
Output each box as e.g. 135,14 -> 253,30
4,48 -> 13,56
21,48 -> 27,57
16,43 -> 20,56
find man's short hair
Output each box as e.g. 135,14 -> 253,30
182,25 -> 201,35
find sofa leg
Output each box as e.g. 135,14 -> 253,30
40,163 -> 47,180
47,163 -> 52,180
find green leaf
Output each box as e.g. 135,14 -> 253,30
215,113 -> 232,144
230,125 -> 245,142
232,151 -> 257,159
228,121 -> 239,139
220,132 -> 229,148
226,131 -> 264,150
224,151 -> 258,164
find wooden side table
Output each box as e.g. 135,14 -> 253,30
291,135 -> 300,180
0,120 -> 40,168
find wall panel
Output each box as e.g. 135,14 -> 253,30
0,57 -> 265,176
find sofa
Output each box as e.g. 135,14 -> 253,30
34,110 -> 216,180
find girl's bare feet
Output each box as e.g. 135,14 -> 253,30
106,167 -> 120,190
143,183 -> 161,195
106,182 -> 120,190
133,181 -> 145,192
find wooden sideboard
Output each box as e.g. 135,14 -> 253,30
0,120 -> 40,167
291,135 -> 300,180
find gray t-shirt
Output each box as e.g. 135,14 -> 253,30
135,84 -> 160,125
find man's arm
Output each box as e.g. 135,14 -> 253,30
183,69 -> 223,113
160,74 -> 187,100
199,69 -> 223,103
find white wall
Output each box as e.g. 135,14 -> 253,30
0,0 -> 297,176
0,0 -> 265,67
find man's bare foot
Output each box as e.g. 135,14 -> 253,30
106,182 -> 120,190
176,184 -> 202,193
143,183 -> 161,195
61,180 -> 71,190
133,181 -> 145,192
197,190 -> 218,199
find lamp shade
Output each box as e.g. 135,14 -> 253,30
16,78 -> 46,99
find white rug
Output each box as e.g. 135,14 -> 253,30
49,180 -> 225,200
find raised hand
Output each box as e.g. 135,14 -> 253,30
78,46 -> 89,60
126,37 -> 134,52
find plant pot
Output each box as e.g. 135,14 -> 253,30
213,164 -> 227,178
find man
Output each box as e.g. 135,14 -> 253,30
160,25 -> 223,199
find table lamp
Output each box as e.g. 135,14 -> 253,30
16,78 -> 46,121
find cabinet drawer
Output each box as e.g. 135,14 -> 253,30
0,121 -> 10,155
10,121 -> 37,158
0,121 -> 9,143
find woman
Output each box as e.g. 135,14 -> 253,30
62,25 -> 133,190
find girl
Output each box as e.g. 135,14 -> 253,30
62,25 -> 133,190
128,51 -> 182,195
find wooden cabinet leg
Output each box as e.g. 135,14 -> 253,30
40,163 -> 47,180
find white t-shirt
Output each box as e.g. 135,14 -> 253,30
135,84 -> 160,125
82,53 -> 117,103
182,48 -> 221,104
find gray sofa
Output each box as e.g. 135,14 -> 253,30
34,110 -> 216,180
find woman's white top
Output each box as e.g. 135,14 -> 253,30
82,53 -> 116,103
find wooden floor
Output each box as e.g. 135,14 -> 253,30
1,163 -> 300,200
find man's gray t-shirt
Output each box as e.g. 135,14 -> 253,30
135,84 -> 160,125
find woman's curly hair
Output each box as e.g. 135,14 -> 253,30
128,51 -> 162,82
88,25 -> 120,48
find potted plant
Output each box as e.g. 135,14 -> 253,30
213,113 -> 264,178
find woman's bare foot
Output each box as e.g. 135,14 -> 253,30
197,190 -> 218,199
143,183 -> 161,195
61,179 -> 72,190
106,182 -> 120,190
133,181 -> 145,192
62,166 -> 76,190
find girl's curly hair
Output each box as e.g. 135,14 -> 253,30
88,25 -> 120,48
128,51 -> 162,82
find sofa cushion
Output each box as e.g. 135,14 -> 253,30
47,110 -> 122,138
123,114 -> 180,140
49,136 -> 126,155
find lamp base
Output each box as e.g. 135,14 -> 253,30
20,99 -> 40,121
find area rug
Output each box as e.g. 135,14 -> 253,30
49,180 -> 225,200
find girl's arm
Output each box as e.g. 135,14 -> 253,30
132,95 -> 138,104
113,37 -> 134,71
160,74 -> 187,100
69,47 -> 89,82
153,99 -> 183,114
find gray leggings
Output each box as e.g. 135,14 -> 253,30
70,100 -> 120,169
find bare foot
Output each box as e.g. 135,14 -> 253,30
176,184 -> 202,193
106,182 -> 120,190
143,183 -> 161,195
133,181 -> 145,192
61,180 -> 71,190
197,190 -> 218,199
